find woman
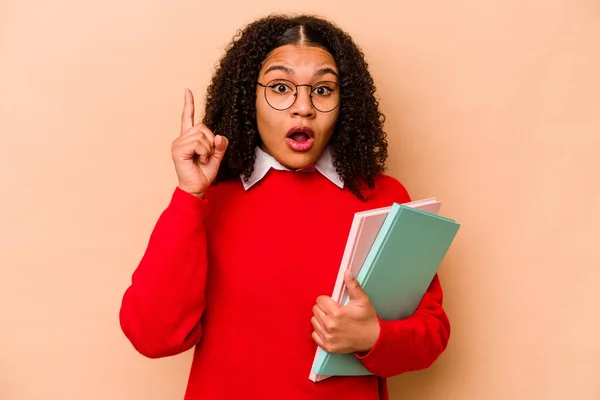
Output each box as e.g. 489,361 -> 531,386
119,14 -> 450,400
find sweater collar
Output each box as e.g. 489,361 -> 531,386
240,146 -> 344,190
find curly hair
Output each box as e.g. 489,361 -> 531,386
202,14 -> 388,200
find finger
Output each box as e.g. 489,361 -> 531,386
180,88 -> 195,136
173,139 -> 211,163
173,136 -> 211,161
195,122 -> 215,141
211,135 -> 229,160
344,269 -> 367,302
310,316 -> 327,337
316,295 -> 340,316
177,132 -> 213,152
312,304 -> 331,332
181,121 -> 215,141
194,142 -> 212,164
179,124 -> 216,153
311,331 -> 327,350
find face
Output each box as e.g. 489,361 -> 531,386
256,44 -> 340,170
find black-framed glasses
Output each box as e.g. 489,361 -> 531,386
256,79 -> 340,113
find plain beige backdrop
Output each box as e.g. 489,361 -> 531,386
1,0 -> 599,399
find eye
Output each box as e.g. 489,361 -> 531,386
268,82 -> 293,94
313,84 -> 334,96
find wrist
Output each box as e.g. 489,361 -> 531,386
177,185 -> 205,199
358,316 -> 381,353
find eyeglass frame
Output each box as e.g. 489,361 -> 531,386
256,79 -> 341,113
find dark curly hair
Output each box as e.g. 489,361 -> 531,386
202,14 -> 388,200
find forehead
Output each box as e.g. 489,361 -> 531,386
260,45 -> 337,73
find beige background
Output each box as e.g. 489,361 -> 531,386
1,0 -> 599,399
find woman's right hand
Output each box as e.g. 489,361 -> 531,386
171,89 -> 229,198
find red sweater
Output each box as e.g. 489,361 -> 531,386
119,170 -> 450,400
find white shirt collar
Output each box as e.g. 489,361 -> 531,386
240,146 -> 344,190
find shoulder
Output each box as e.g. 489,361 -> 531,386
366,173 -> 411,203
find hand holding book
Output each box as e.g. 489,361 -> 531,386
309,198 -> 460,382
311,270 -> 380,354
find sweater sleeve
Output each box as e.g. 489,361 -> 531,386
119,187 -> 211,358
355,274 -> 450,377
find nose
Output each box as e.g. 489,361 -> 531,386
290,86 -> 315,118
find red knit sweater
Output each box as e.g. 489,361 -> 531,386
119,170 -> 450,400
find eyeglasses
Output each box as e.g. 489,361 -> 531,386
256,79 -> 340,113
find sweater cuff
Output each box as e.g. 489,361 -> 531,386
169,187 -> 209,219
354,315 -> 393,366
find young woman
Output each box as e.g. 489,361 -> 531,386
119,14 -> 450,400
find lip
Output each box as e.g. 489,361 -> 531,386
286,125 -> 314,138
286,126 -> 314,152
286,137 -> 314,152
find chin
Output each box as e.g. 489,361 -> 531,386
278,149 -> 320,170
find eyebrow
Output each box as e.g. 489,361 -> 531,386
314,67 -> 339,79
263,65 -> 295,76
263,65 -> 339,79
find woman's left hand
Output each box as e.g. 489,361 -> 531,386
311,270 -> 380,354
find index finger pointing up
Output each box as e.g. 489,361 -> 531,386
181,88 -> 195,135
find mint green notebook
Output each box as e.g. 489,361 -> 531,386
311,204 -> 460,376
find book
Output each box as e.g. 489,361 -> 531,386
309,198 -> 442,382
329,199 -> 441,308
309,199 -> 459,382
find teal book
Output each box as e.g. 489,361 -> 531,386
310,203 -> 460,377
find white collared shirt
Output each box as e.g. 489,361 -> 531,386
240,146 -> 344,190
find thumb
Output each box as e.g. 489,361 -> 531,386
344,270 -> 367,303
212,135 -> 229,161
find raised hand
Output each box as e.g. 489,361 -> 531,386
171,89 -> 229,198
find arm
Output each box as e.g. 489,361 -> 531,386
119,187 -> 210,358
355,274 -> 450,377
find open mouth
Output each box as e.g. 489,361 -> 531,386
286,126 -> 314,152
289,131 -> 310,142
